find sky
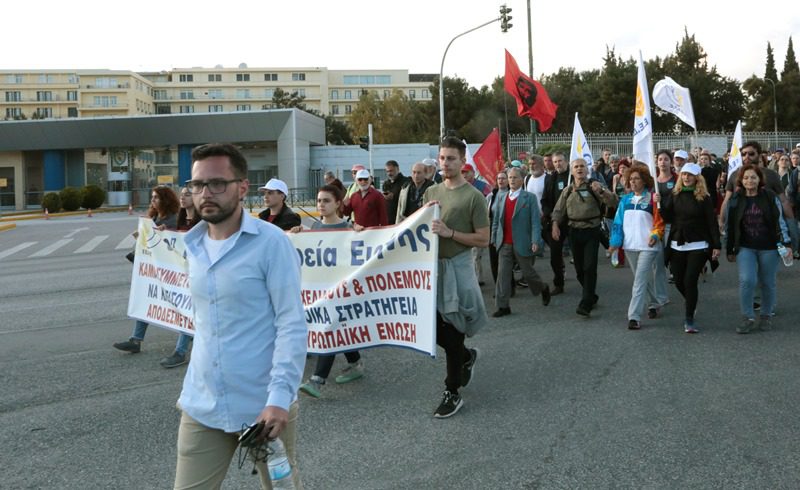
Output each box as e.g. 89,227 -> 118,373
4,0 -> 799,88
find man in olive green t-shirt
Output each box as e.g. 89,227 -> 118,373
423,137 -> 490,418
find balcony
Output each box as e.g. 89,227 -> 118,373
83,83 -> 131,90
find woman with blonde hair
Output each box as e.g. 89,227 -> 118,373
655,163 -> 720,333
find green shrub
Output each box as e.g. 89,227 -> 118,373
42,192 -> 61,214
59,187 -> 82,211
81,184 -> 106,209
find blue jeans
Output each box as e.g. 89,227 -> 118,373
130,320 -> 192,355
737,247 -> 779,319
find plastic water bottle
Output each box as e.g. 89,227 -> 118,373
777,243 -> 793,267
268,438 -> 295,489
611,249 -> 620,268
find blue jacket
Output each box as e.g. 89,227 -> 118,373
490,189 -> 543,256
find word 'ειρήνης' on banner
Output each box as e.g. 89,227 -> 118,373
127,218 -> 195,336
290,205 -> 439,356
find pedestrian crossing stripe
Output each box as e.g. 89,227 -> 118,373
115,235 -> 136,250
29,238 -> 74,257
74,235 -> 109,254
0,242 -> 37,260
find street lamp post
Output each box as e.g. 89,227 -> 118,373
439,7 -> 511,140
764,77 -> 778,148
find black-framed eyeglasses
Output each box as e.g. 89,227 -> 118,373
185,179 -> 241,194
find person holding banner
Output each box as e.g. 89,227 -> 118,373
655,163 -> 720,334
294,184 -> 366,398
174,143 -> 306,489
113,186 -> 189,364
725,164 -> 791,334
424,136 -> 489,419
491,167 -> 550,317
609,164 -> 665,329
551,159 -> 618,317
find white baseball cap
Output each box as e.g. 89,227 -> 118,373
674,150 -> 689,160
258,178 -> 288,195
680,163 -> 702,176
355,169 -> 371,180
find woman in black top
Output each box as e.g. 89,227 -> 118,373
655,163 -> 720,334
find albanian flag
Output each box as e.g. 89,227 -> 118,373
504,49 -> 558,132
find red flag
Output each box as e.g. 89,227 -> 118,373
472,128 -> 504,188
504,49 -> 558,132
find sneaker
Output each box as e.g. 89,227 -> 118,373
647,307 -> 659,319
113,339 -> 141,353
753,302 -> 761,311
737,318 -> 755,334
492,307 -> 511,318
461,348 -> 479,388
159,351 -> 187,368
299,376 -> 324,398
758,316 -> 772,331
516,279 -> 528,288
628,319 -> 641,330
434,390 -> 463,418
576,304 -> 591,317
684,320 -> 699,334
541,285 -> 551,306
335,361 -> 364,384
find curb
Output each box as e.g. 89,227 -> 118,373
0,207 -> 128,223
0,222 -> 16,233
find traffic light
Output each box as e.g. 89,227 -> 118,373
500,4 -> 513,32
359,136 -> 369,151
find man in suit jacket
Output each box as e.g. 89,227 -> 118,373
490,167 -> 551,317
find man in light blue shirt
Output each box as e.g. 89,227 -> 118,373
173,143 -> 307,489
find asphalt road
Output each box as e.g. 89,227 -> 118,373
2,213 -> 800,489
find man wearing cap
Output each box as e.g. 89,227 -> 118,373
673,150 -> 689,173
462,163 -> 491,197
257,178 -> 302,231
382,160 -> 408,225
345,164 -> 366,199
343,169 -> 388,227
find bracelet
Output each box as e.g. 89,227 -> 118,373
450,229 -> 455,238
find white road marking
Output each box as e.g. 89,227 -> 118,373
115,235 -> 136,250
0,242 -> 38,260
64,227 -> 89,238
28,239 -> 74,257
74,235 -> 109,254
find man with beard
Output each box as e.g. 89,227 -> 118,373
382,159 -> 408,225
343,169 -> 388,227
174,143 -> 306,488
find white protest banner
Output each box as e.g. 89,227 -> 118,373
633,50 -> 655,176
290,205 -> 438,356
570,112 -> 594,169
728,120 -> 744,174
127,218 -> 194,336
653,76 -> 696,129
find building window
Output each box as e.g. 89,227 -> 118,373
67,90 -> 78,101
343,75 -> 392,85
236,73 -> 250,82
409,89 -> 416,100
179,105 -> 195,113
236,104 -> 251,111
153,89 -> 167,100
295,88 -> 306,97
344,90 -> 352,99
208,74 -> 222,82
236,89 -> 250,99
330,89 -> 339,100
421,89 -> 429,98
93,96 -> 117,107
5,91 -> 21,102
35,107 -> 53,118
262,103 -> 274,109
67,107 -> 78,117
68,74 -> 78,84
208,104 -> 223,112
360,89 -> 369,96
6,74 -> 23,84
345,105 -> 352,114
38,74 -> 56,84
5,107 -> 22,118
265,88 -> 275,98
264,73 -> 278,81
207,89 -> 224,99
179,90 -> 194,100
292,73 -> 306,81
179,74 -> 194,82
331,105 -> 339,115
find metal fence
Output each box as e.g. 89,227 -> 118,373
507,131 -> 800,160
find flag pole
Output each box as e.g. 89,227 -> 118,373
526,0 -> 537,154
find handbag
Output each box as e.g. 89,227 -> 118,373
125,250 -> 135,263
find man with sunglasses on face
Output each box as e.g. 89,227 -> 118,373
173,143 -> 306,489
342,169 -> 388,228
257,178 -> 301,231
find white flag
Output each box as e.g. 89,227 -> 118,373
653,76 -> 696,129
728,120 -> 743,174
633,51 -> 655,177
570,113 -> 593,170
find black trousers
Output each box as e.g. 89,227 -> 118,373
668,249 -> 707,321
436,313 -> 468,393
546,222 -> 568,288
569,226 -> 601,309
313,350 -> 361,380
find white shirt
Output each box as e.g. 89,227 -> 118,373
526,173 -> 546,210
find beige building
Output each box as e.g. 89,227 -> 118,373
1,66 -> 434,122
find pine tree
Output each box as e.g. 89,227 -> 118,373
765,42 -> 778,80
781,37 -> 799,78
